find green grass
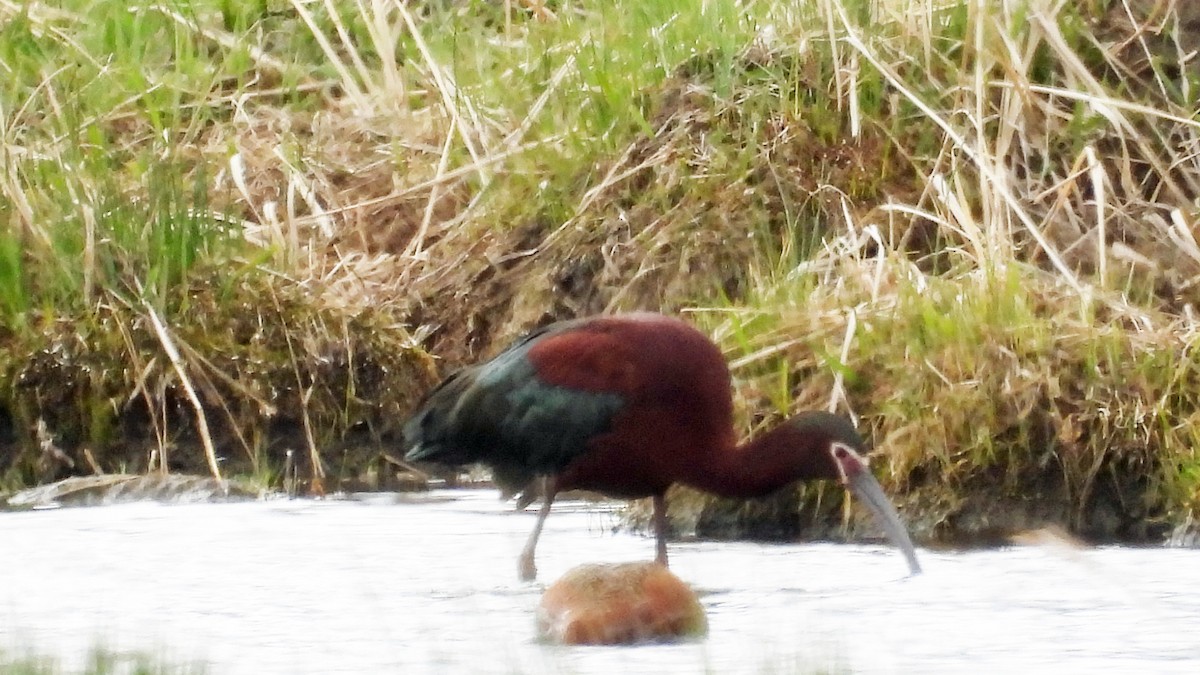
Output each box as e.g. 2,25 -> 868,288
0,646 -> 204,675
2,0 -> 1199,539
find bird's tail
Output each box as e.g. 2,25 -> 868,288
402,368 -> 477,465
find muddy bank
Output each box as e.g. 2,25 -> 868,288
0,276 -> 438,494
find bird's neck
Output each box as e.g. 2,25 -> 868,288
681,423 -> 822,498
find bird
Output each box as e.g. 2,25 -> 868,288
404,311 -> 921,581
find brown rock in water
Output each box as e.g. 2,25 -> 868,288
536,562 -> 707,645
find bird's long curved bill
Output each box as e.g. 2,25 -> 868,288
846,470 -> 922,575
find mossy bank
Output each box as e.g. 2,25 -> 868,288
1,0 -> 1198,544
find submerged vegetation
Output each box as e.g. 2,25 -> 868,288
0,646 -> 204,674
0,0 -> 1198,542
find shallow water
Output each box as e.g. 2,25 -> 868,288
2,491 -> 1199,674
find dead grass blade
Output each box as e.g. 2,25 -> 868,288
143,301 -> 224,483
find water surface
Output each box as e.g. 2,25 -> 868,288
2,491 -> 1199,673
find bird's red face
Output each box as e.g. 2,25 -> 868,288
830,441 -> 868,483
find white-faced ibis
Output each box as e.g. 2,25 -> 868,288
404,312 -> 921,580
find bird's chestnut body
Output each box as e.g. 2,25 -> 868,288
405,312 -> 920,580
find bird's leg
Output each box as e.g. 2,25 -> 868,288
653,493 -> 669,567
518,477 -> 557,582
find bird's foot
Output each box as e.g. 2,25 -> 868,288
518,555 -> 537,582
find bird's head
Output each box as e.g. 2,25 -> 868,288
783,411 -> 922,575
779,410 -> 869,479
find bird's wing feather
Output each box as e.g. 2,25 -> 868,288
403,320 -> 633,492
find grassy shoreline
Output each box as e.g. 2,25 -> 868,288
1,0 -> 1198,543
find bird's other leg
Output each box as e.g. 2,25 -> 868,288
518,477 -> 557,582
652,493 -> 669,567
